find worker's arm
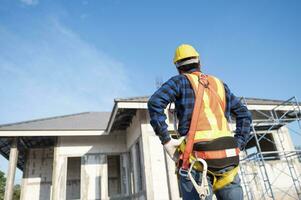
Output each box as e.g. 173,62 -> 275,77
147,76 -> 181,144
224,84 -> 252,150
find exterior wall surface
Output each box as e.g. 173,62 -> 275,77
20,148 -> 53,200
81,154 -> 107,200
126,111 -> 147,199
54,134 -> 127,200
241,159 -> 301,200
140,110 -> 178,200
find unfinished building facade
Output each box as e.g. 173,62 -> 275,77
0,96 -> 300,200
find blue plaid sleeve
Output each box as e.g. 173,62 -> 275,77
147,76 -> 182,144
224,83 -> 252,150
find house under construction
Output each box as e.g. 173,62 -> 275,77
0,96 -> 301,200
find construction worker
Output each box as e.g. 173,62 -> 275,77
148,44 -> 252,200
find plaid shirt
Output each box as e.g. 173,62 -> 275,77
147,70 -> 252,150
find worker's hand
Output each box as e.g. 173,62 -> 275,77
163,137 -> 185,162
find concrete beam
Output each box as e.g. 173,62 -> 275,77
4,138 -> 19,200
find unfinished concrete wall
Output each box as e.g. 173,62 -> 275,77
53,132 -> 129,199
126,111 -> 147,199
241,159 -> 301,200
141,110 -> 171,200
51,145 -> 68,200
164,150 -> 181,200
81,154 -> 107,200
20,148 -> 53,200
273,126 -> 296,152
240,125 -> 301,200
120,153 -> 131,196
59,133 -> 127,156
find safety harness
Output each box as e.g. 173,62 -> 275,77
176,72 -> 240,197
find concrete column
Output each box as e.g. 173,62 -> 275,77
51,139 -> 67,200
140,123 -> 170,200
120,153 -> 131,196
164,150 -> 181,200
4,138 -> 19,200
81,154 -> 106,200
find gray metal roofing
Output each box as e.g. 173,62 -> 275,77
0,112 -> 111,131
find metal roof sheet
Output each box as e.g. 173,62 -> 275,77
0,112 -> 111,131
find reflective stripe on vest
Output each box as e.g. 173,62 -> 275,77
184,73 -> 232,142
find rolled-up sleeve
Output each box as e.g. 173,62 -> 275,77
224,84 -> 252,150
147,76 -> 181,144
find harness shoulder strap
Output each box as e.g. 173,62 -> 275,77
182,72 -> 206,170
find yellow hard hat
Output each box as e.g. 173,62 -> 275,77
173,44 -> 199,64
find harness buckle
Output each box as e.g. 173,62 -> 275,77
198,75 -> 209,88
178,167 -> 189,177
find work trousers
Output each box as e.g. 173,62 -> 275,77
179,168 -> 243,200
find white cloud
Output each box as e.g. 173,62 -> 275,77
0,18 -> 133,123
20,0 -> 39,6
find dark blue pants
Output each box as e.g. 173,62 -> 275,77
179,168 -> 243,200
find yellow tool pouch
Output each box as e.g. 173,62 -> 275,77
208,166 -> 239,192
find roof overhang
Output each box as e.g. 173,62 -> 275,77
0,130 -> 105,137
107,97 -> 301,134
106,101 -> 141,133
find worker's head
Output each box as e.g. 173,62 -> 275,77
173,44 -> 200,73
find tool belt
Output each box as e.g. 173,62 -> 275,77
177,137 -> 240,191
178,137 -> 240,169
193,136 -> 240,169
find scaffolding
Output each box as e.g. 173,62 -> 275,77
240,96 -> 301,200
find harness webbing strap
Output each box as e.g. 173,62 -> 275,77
194,148 -> 240,159
182,72 -> 206,170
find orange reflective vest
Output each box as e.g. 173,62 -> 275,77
181,72 -> 239,170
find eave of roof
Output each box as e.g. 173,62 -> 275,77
0,96 -> 299,133
115,96 -> 299,106
0,112 -> 111,131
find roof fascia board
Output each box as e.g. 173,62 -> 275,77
106,102 -> 147,133
117,102 -> 148,109
0,130 -> 105,137
106,102 -> 119,133
247,105 -> 297,111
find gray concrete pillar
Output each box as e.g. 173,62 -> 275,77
51,140 -> 67,200
4,138 -> 19,200
50,145 -> 58,200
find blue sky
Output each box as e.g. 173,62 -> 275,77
0,0 -> 301,182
